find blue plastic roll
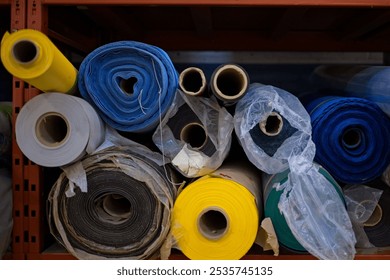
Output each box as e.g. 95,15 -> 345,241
308,96 -> 390,184
78,41 -> 178,132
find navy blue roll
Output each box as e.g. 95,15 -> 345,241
308,96 -> 390,184
78,41 -> 178,133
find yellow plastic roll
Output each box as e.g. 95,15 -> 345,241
172,176 -> 259,260
1,29 -> 77,93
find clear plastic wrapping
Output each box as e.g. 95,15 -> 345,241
153,90 -> 234,178
235,83 -> 356,259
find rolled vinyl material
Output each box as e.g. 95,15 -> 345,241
0,168 -> 12,258
1,29 -> 77,93
210,64 -> 249,106
172,163 -> 261,260
166,103 -> 216,157
313,65 -> 390,115
15,92 -> 105,167
308,96 -> 390,184
262,166 -> 344,252
48,146 -> 176,259
179,67 -> 207,96
78,41 -> 178,133
363,179 -> 390,247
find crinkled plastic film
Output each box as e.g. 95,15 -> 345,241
344,185 -> 383,248
48,146 -> 176,259
0,168 -> 12,258
235,83 -> 356,259
153,89 -> 233,177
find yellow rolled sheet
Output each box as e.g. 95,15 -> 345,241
1,29 -> 77,93
172,163 -> 261,260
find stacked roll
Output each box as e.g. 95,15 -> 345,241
0,103 -> 12,168
48,146 -> 176,259
307,96 -> 390,184
153,90 -> 233,178
15,92 -> 105,167
78,41 -> 178,133
234,83 -> 356,260
171,162 -> 261,259
1,29 -> 77,94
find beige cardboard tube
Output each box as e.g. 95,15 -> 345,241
180,122 -> 208,150
364,204 -> 383,227
259,112 -> 283,136
210,64 -> 249,105
197,207 -> 230,240
179,67 -> 207,96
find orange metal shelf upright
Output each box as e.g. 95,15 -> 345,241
10,0 -> 390,260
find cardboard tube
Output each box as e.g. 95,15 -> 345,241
1,29 -> 77,94
259,112 -> 283,136
179,67 -> 207,96
179,122 -> 207,150
342,128 -> 362,149
364,204 -> 383,227
211,64 -> 249,105
197,207 -> 229,240
102,194 -> 132,220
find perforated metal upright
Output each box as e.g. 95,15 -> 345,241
10,0 -> 28,260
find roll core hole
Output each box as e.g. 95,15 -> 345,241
364,204 -> 383,227
216,67 -> 247,98
181,69 -> 204,94
12,40 -> 38,64
260,113 -> 283,136
35,113 -> 69,148
198,208 -> 229,240
342,128 -> 362,149
180,123 -> 207,150
120,77 -> 137,95
102,194 -> 132,219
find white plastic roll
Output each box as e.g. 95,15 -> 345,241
16,92 -> 105,167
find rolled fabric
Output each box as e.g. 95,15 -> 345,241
179,67 -> 207,96
48,146 -> 176,259
0,102 -> 12,168
234,83 -> 312,174
153,90 -> 233,178
210,64 -> 249,106
0,168 -> 12,258
312,65 -> 390,116
235,83 -> 356,260
262,166 -> 344,252
78,41 -> 178,133
171,162 -> 261,260
15,92 -> 105,167
308,96 -> 390,184
1,29 -> 77,94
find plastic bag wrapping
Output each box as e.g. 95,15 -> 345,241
343,185 -> 383,248
48,146 -> 177,259
312,65 -> 390,116
153,89 -> 233,177
0,168 -> 12,258
234,83 -> 313,174
235,83 -> 356,259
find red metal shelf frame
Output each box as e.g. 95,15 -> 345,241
8,0 -> 390,260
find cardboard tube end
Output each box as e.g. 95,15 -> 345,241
259,112 -> 283,136
197,207 -> 229,240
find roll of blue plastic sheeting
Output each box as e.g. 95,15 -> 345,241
308,96 -> 390,184
312,65 -> 390,116
78,41 -> 178,133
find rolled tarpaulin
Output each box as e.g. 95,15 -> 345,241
48,146 -> 177,259
171,162 -> 261,260
210,64 -> 249,106
312,65 -> 390,116
262,166 -> 345,252
78,41 -> 178,133
0,168 -> 12,258
307,96 -> 390,184
179,67 -> 207,97
234,83 -> 356,259
1,29 -> 77,94
15,92 -> 105,167
153,89 -> 233,178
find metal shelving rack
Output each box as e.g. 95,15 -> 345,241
6,0 -> 390,260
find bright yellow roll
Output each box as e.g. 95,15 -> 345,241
1,29 -> 77,93
172,175 -> 259,260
